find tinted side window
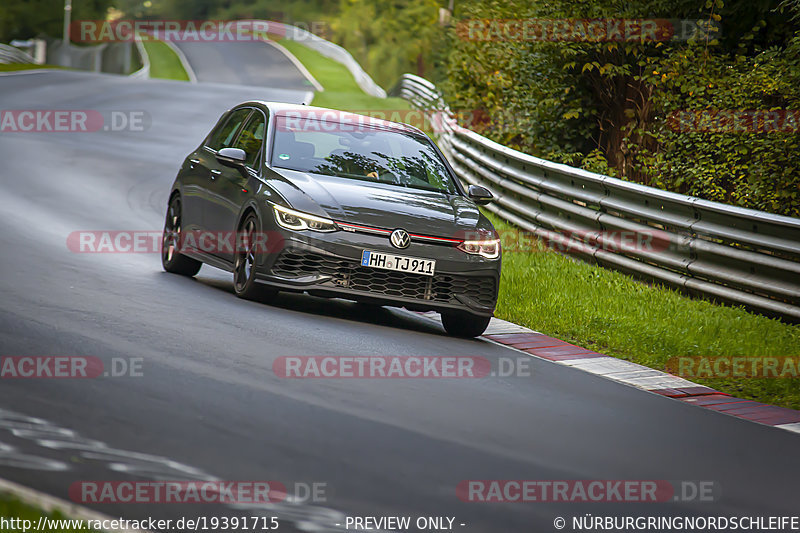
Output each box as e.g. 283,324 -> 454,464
206,109 -> 251,151
231,112 -> 267,168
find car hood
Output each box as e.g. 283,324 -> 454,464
269,169 -> 488,237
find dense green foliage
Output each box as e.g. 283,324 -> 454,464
158,0 -> 336,27
441,0 -> 800,216
330,0 -> 442,87
0,0 -> 111,42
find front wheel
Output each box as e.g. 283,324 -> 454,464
233,213 -> 274,301
162,195 -> 202,277
441,311 -> 491,338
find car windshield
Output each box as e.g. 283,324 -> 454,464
271,115 -> 457,194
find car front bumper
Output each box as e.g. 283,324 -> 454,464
253,229 -> 500,317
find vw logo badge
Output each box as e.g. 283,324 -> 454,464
390,229 -> 410,249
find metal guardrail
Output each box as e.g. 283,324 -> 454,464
45,38 -> 106,71
391,73 -> 800,321
43,37 -> 147,77
0,44 -> 36,64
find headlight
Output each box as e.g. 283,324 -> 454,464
273,204 -> 338,232
457,239 -> 500,259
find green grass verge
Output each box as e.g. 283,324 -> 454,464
488,213 -> 800,409
140,40 -> 189,81
0,64 -> 65,72
0,493 -> 101,532
277,39 -> 409,112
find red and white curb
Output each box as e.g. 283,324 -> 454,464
0,476 -> 150,533
416,312 -> 800,436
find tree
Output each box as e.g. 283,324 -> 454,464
441,0 -> 800,216
333,0 -> 442,88
1,0 -> 112,42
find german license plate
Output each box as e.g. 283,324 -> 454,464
360,250 -> 435,276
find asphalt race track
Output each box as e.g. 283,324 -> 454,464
0,55 -> 799,532
173,40 -> 315,90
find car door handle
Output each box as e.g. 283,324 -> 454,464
188,158 -> 200,168
210,169 -> 222,179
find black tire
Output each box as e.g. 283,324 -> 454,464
233,212 -> 270,300
441,311 -> 491,338
162,195 -> 202,277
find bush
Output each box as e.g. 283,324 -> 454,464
440,0 -> 800,217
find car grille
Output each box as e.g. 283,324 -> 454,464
271,250 -> 497,307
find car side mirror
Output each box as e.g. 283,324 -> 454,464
468,185 -> 494,205
216,147 -> 247,168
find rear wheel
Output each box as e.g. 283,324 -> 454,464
162,195 -> 201,277
441,311 -> 491,338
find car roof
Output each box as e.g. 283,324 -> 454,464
234,101 -> 427,137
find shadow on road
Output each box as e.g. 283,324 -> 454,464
179,272 -> 450,337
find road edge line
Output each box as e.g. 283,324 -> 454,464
160,40 -> 197,83
413,312 -> 800,436
262,39 -> 324,92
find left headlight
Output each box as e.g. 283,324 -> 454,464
273,204 -> 338,233
457,239 -> 500,259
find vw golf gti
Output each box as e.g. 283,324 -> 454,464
162,102 -> 501,337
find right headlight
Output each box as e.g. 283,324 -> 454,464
457,239 -> 500,259
273,204 -> 338,233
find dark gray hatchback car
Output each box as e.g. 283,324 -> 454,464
162,101 -> 501,337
